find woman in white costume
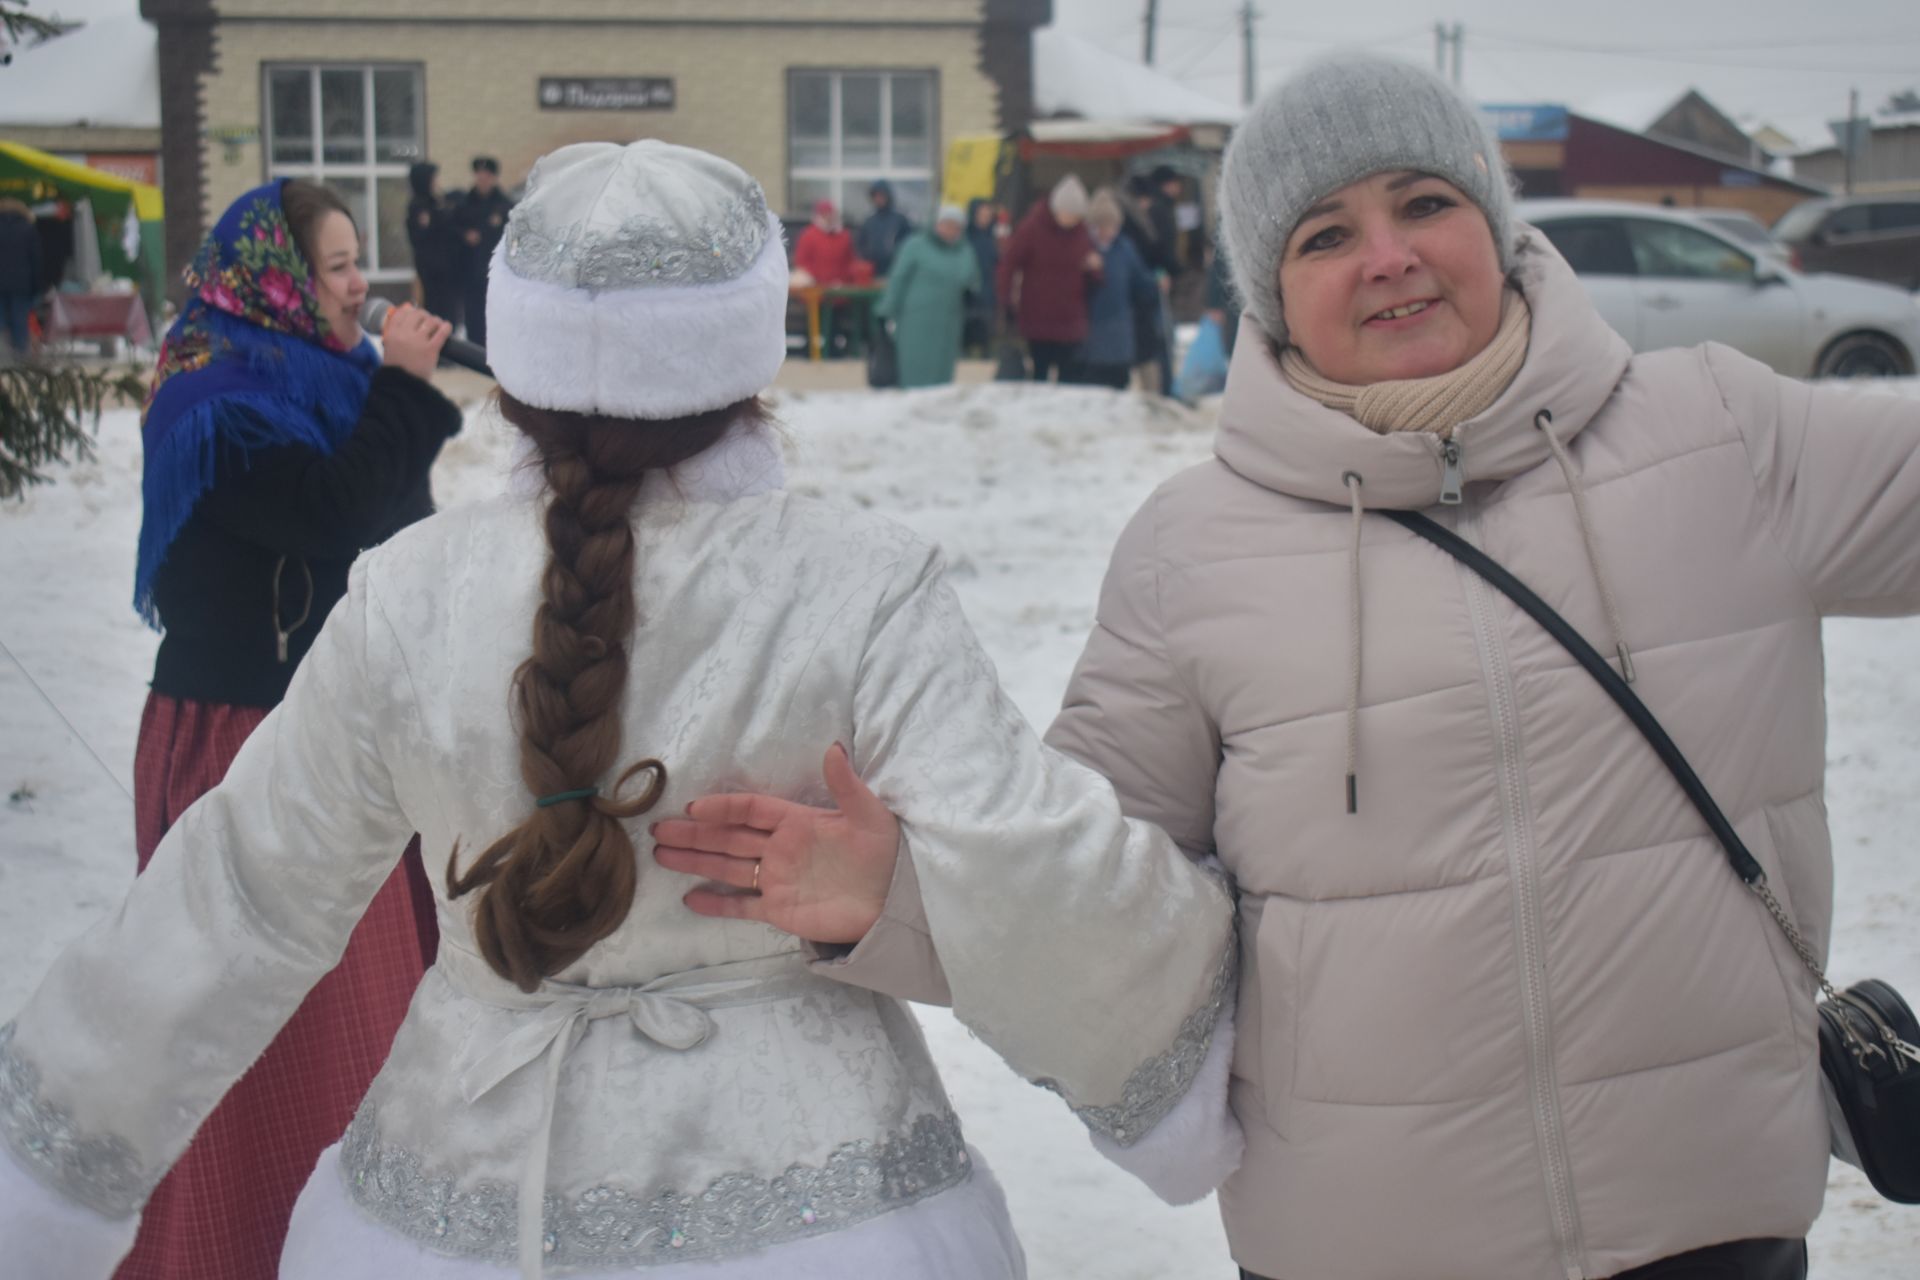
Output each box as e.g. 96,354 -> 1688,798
0,141 -> 1236,1279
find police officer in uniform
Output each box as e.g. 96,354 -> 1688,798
453,156 -> 513,348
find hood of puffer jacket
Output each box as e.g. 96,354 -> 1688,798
1214,227 -> 1632,508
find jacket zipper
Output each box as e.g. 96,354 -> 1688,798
1439,438 -> 1465,505
1453,502 -> 1588,1280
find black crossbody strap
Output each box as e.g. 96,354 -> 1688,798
1382,508 -> 1764,885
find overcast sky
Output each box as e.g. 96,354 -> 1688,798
1054,0 -> 1920,148
32,0 -> 1920,153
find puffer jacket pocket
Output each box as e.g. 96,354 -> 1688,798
1291,878 -> 1524,1106
1238,893 -> 1303,1135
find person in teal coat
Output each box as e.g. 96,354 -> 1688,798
878,204 -> 980,389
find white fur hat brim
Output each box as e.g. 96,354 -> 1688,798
485,211 -> 789,419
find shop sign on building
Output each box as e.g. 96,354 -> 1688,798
538,78 -> 676,111
1481,104 -> 1570,143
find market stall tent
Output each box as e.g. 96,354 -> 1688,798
0,141 -> 166,325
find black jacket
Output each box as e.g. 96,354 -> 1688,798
452,188 -> 515,273
149,367 -> 462,708
0,210 -> 42,296
407,195 -> 462,281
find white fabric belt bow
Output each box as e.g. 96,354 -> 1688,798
439,946 -> 825,1279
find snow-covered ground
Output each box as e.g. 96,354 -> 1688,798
4,379 -> 1920,1276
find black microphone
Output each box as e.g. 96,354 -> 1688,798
361,297 -> 493,378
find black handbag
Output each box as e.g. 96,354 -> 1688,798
866,323 -> 898,389
1385,507 -> 1920,1204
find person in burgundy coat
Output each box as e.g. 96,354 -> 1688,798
997,176 -> 1103,382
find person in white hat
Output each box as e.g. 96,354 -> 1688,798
0,139 -> 1235,1280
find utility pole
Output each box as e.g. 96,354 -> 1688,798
1434,22 -> 1464,86
1143,0 -> 1158,66
1241,2 -> 1259,106
1845,87 -> 1859,194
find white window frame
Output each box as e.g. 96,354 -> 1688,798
787,69 -> 937,220
262,63 -> 424,282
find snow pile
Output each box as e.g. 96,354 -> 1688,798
1032,26 -> 1243,127
4,379 -> 1919,1277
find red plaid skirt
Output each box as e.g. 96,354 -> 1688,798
117,692 -> 440,1280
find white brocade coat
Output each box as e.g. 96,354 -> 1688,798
0,433 -> 1234,1279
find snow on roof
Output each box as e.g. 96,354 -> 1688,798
0,12 -> 160,130
1574,86 -> 1678,135
1033,26 -> 1243,127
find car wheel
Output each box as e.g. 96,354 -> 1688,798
1814,332 -> 1911,379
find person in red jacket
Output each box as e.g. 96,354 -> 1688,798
792,199 -> 857,286
997,175 -> 1103,382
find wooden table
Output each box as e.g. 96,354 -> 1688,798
789,284 -> 883,361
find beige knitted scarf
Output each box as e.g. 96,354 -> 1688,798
1281,290 -> 1532,438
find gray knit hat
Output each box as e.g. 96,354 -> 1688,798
1219,52 -> 1515,345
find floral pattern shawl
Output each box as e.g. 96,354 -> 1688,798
135,179 -> 380,626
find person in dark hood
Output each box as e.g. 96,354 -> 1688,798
962,198 -> 1001,355
854,179 -> 912,278
1122,173 -> 1175,393
405,162 -> 463,329
451,156 -> 514,347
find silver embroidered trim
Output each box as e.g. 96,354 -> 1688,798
1047,891 -> 1240,1148
0,1022 -> 152,1217
504,186 -> 772,292
339,1106 -> 971,1267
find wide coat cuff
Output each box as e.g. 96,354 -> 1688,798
1087,999 -> 1243,1204
805,836 -> 953,1007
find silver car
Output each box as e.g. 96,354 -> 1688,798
1518,198 -> 1920,378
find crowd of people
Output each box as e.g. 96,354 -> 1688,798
7,49 -> 1920,1280
782,169 -> 1205,392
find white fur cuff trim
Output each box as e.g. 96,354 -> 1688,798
1088,1000 -> 1244,1205
486,213 -> 789,419
0,1137 -> 140,1278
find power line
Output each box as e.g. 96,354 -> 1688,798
1168,21 -> 1240,77
0,631 -> 133,805
1468,29 -> 1920,75
1471,27 -> 1920,56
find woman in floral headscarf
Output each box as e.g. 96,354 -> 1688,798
120,178 -> 460,1280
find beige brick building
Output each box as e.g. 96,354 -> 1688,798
142,0 -> 1050,295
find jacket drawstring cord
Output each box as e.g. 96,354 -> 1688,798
1343,470 -> 1365,814
1535,409 -> 1636,683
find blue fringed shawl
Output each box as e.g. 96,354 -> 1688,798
134,180 -> 379,627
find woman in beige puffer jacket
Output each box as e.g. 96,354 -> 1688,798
658,53 -> 1920,1280
1041,54 -> 1920,1280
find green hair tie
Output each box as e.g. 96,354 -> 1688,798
535,786 -> 599,809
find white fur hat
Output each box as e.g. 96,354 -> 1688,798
485,139 -> 788,419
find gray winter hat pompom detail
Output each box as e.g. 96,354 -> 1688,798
1218,52 -> 1517,346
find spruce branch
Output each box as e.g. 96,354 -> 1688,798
1,1 -> 80,53
0,363 -> 147,499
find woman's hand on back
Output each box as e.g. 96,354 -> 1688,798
379,302 -> 452,382
650,744 -> 900,945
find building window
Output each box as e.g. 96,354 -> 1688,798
263,64 -> 424,280
788,70 -> 936,225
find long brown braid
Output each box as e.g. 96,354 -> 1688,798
448,389 -> 772,991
